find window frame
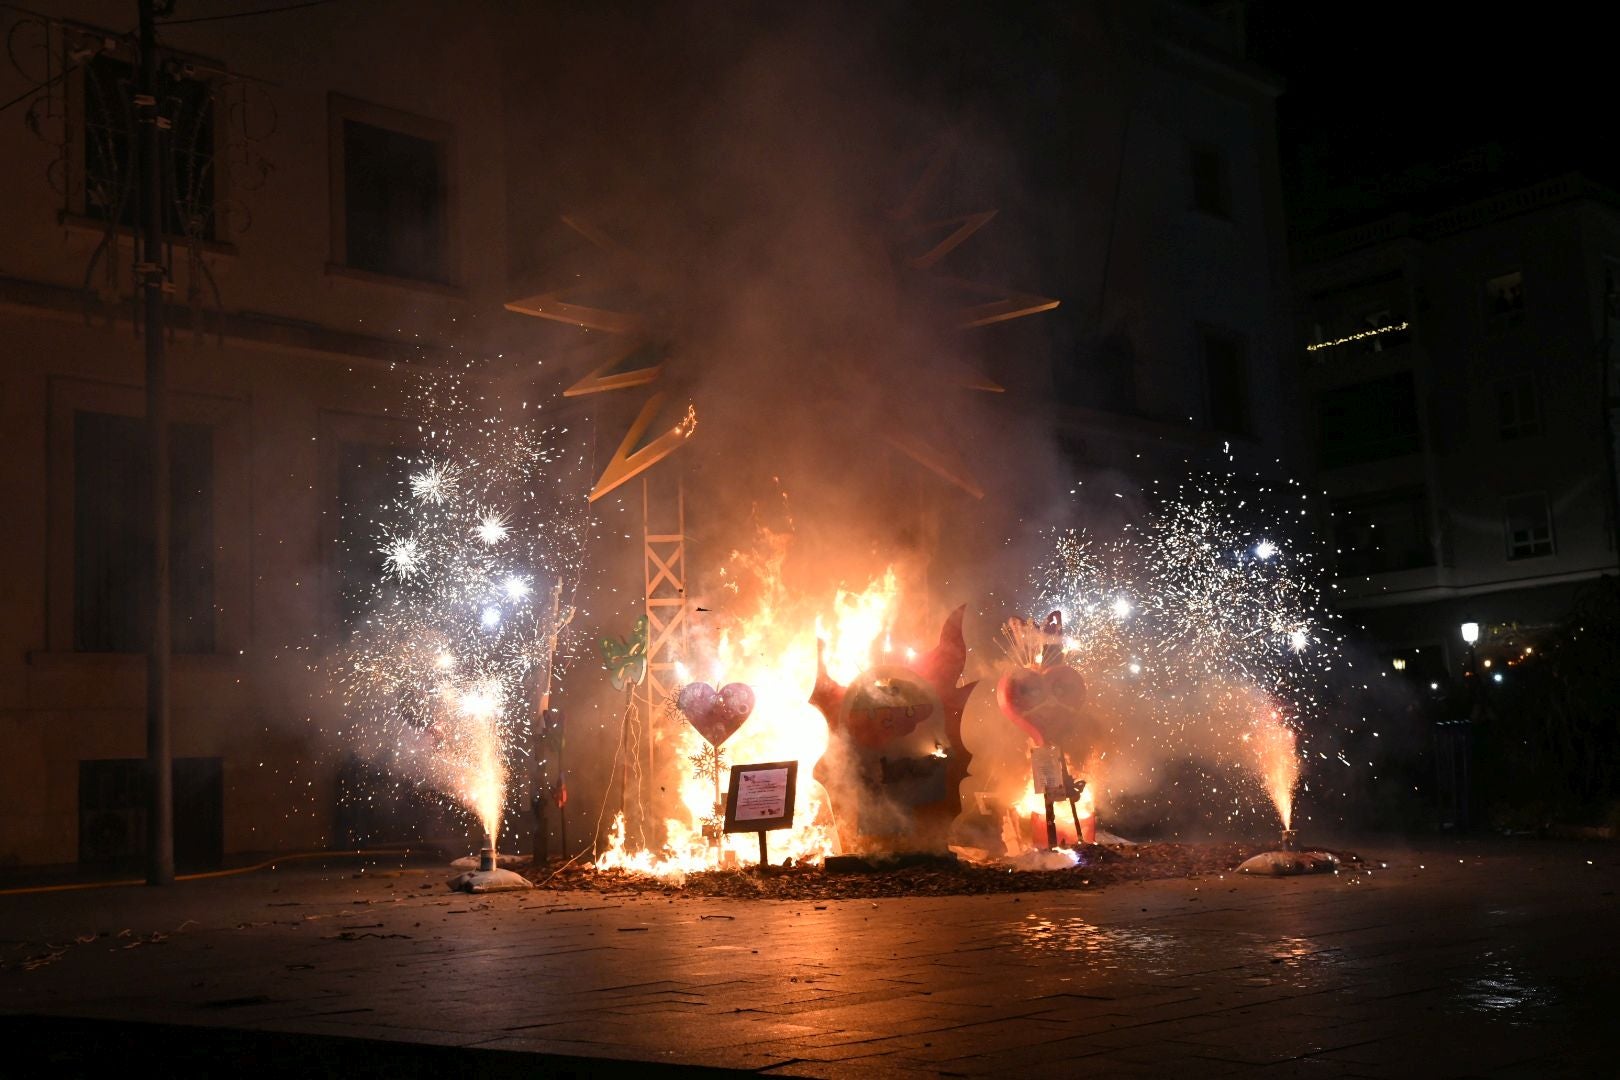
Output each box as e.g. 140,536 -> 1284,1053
1502,491 -> 1555,561
1495,374 -> 1541,441
1483,268 -> 1526,328
326,94 -> 460,291
317,409 -> 422,644
1329,485 -> 1437,577
65,42 -> 233,247
1316,371 -> 1424,469
46,376 -> 249,656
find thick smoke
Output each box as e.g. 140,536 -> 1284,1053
487,4 -> 1362,854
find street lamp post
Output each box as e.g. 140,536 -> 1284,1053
1438,619 -> 1483,832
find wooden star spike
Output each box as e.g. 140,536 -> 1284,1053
589,392 -> 698,503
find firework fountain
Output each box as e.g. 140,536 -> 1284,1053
337,368 -> 586,888
1002,464 -> 1336,858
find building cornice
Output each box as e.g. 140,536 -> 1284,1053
0,273 -> 454,369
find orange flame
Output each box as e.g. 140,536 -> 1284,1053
1010,751 -> 1100,849
597,552 -> 903,877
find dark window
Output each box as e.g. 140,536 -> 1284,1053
79,757 -> 222,870
83,54 -> 216,240
1318,372 -> 1422,468
343,119 -> 448,282
1503,493 -> 1554,560
1190,145 -> 1231,218
1497,376 -> 1540,440
1056,329 -> 1137,414
74,411 -> 215,653
1331,487 -> 1435,576
1201,330 -> 1249,434
1485,271 -> 1524,321
336,441 -> 416,635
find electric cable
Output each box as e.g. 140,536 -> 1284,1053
158,0 -> 337,27
0,847 -> 419,896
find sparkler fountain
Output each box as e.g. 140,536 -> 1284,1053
1005,466 -> 1341,867
336,370 -> 586,892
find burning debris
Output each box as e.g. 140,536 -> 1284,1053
534,841 -> 1262,900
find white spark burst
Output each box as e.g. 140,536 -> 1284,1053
382,537 -> 423,581
410,461 -> 460,505
335,364 -> 591,851
474,511 -> 508,546
1028,462 -> 1345,832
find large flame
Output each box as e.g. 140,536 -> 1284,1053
598,550 -> 904,877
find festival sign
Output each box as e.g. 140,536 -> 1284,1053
722,760 -> 798,834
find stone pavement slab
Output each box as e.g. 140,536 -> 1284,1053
2,837 -> 1617,1076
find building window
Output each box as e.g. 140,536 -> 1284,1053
336,441 -> 417,636
1497,376 -> 1540,440
1317,372 -> 1422,468
83,52 -> 217,240
1503,493 -> 1554,560
1189,144 -> 1231,219
1484,270 -> 1525,321
1200,329 -> 1249,434
1330,487 -> 1436,576
331,96 -> 451,284
74,411 -> 215,653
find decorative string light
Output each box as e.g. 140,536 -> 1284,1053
1305,321 -> 1411,353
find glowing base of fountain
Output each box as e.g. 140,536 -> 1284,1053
1237,833 -> 1337,877
447,842 -> 534,893
449,850 -> 532,871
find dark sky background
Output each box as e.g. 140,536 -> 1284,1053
1245,1 -> 1612,234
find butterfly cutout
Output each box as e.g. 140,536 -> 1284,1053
599,615 -> 649,690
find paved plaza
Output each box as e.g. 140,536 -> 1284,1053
2,837 -> 1616,1077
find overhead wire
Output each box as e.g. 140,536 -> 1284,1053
158,0 -> 337,26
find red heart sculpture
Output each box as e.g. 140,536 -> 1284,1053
996,663 -> 1088,747
677,681 -> 755,747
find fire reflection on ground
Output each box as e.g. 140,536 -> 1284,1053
1004,914 -> 1180,975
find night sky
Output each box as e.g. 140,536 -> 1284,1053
1245,1 -> 1613,233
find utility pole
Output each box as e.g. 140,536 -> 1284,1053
139,0 -> 175,886
531,578 -> 570,860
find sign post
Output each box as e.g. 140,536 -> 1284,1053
723,760 -> 798,872
1030,745 -> 1064,848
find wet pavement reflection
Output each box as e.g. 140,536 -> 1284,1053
1004,913 -> 1182,975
